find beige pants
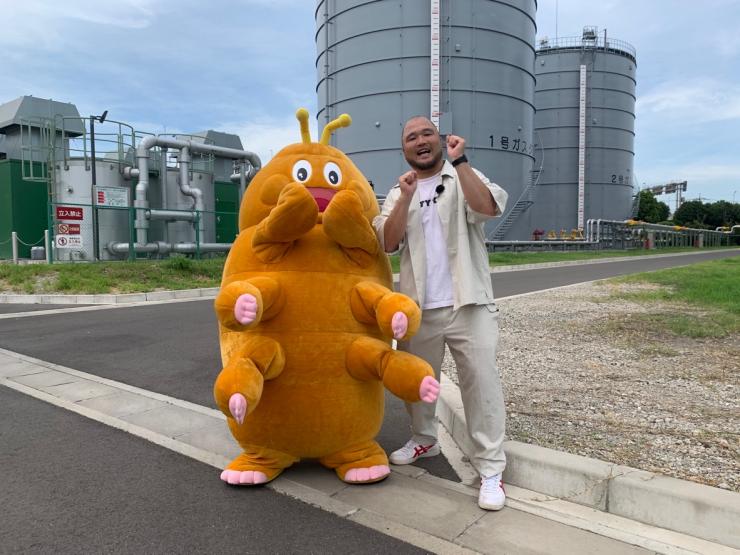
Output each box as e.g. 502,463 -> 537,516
399,303 -> 506,477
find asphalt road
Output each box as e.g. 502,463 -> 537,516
1,248 -> 737,553
0,387 -> 425,554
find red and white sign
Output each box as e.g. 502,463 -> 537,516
57,223 -> 81,235
56,206 -> 84,220
95,186 -> 128,207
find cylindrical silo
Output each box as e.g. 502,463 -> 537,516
315,0 -> 537,239
529,27 -> 636,235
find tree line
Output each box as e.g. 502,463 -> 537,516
636,190 -> 740,230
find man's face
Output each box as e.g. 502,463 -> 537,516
402,118 -> 443,171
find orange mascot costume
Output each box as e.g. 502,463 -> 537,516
213,109 -> 439,485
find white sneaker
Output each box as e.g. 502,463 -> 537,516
478,474 -> 506,510
388,439 -> 440,465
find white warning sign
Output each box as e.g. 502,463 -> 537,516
56,235 -> 83,248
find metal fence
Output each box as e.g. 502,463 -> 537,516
44,202 -> 236,263
3,210 -> 736,262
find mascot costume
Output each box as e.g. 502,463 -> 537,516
213,109 -> 439,485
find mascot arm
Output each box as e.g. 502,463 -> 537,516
253,181 -> 318,263
214,336 -> 286,422
322,189 -> 379,267
214,277 -> 284,331
345,337 -> 439,403
350,281 -> 421,341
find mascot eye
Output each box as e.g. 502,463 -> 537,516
292,160 -> 312,183
323,162 -> 342,187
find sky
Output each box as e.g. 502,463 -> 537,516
1,0 -> 739,204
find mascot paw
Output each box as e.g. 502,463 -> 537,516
234,294 -> 258,325
419,375 -> 440,403
220,469 -> 268,485
228,393 -> 248,424
391,311 -> 408,340
344,465 -> 390,483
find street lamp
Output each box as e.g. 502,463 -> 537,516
90,110 -> 108,260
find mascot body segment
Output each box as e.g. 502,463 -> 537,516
214,110 -> 438,485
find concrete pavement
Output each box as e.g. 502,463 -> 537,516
2,345 -> 736,554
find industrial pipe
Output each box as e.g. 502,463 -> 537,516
132,135 -> 261,246
160,146 -> 169,244
107,241 -> 232,255
146,209 -> 197,222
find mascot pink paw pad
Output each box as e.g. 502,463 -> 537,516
234,294 -> 259,325
419,375 -> 440,403
391,311 -> 409,339
220,469 -> 268,486
228,393 -> 248,425
344,465 -> 390,484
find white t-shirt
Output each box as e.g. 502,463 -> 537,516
417,172 -> 454,309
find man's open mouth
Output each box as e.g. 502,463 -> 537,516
306,187 -> 336,212
417,147 -> 431,156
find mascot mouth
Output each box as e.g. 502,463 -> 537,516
307,187 -> 336,212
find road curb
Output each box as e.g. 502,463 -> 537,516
436,374 -> 740,549
0,287 -> 220,305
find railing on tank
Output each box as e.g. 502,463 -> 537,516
145,132 -> 216,175
50,118 -> 216,176
536,35 -> 636,62
19,116 -> 55,182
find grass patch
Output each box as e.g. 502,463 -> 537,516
637,312 -> 736,339
0,256 -> 225,294
604,257 -> 740,338
609,257 -> 740,315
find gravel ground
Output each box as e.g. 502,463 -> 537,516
442,281 -> 739,492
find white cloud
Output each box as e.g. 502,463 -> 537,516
0,0 -> 160,49
637,161 -> 740,201
643,162 -> 740,183
226,116 -> 320,164
637,79 -> 740,124
63,0 -> 158,29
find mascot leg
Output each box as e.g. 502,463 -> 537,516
319,440 -> 390,484
213,336 -> 285,421
221,446 -> 298,486
215,336 -> 288,485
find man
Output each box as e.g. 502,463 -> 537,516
372,116 -> 509,510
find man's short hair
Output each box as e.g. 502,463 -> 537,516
401,116 -> 439,140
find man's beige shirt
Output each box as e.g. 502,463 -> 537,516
373,160 -> 508,310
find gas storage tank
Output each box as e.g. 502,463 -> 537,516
531,27 -> 637,234
315,0 -> 537,239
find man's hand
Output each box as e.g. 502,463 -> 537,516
399,170 -> 418,200
446,134 -> 466,160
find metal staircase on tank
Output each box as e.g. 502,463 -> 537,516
489,168 -> 540,240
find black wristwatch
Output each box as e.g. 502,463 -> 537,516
451,154 -> 468,167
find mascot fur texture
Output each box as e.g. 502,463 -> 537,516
213,109 -> 437,485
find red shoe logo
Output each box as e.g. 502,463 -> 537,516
413,444 -> 433,458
